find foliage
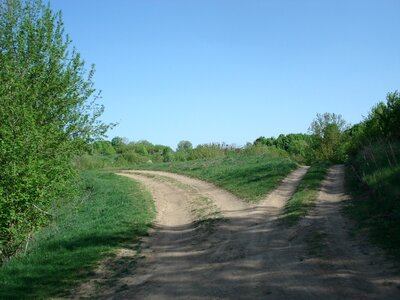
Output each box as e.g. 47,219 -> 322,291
73,154 -> 115,170
308,113 -> 348,163
243,143 -> 289,157
346,91 -> 400,150
254,133 -> 314,163
345,141 -> 400,259
176,140 -> 193,152
344,90 -> 400,260
0,171 -> 154,298
283,163 -> 330,225
162,147 -> 175,162
175,140 -> 193,161
189,143 -> 227,160
93,141 -> 116,156
111,136 -> 128,149
0,0 -> 109,259
135,153 -> 298,202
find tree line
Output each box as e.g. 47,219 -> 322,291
81,90 -> 400,169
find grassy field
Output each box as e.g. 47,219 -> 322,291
134,154 -> 299,202
283,163 -> 330,225
344,142 -> 400,260
0,171 -> 154,299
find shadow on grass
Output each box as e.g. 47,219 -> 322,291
0,170 -> 155,299
344,165 -> 400,261
2,166 -> 399,299
0,225 -> 151,299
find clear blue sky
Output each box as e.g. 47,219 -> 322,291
51,0 -> 400,149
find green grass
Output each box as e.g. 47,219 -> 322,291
0,171 -> 154,299
134,154 -> 298,202
283,163 -> 330,225
344,141 -> 400,260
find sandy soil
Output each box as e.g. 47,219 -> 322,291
74,165 -> 400,299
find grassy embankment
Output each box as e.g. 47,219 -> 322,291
134,154 -> 298,202
344,142 -> 400,260
0,171 -> 154,299
283,162 -> 331,225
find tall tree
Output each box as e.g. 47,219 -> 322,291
309,113 -> 348,162
0,0 -> 110,259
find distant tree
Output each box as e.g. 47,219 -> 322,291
309,113 -> 348,162
162,147 -> 175,162
190,143 -> 225,159
0,0 -> 111,259
254,136 -> 275,147
309,113 -> 347,138
93,141 -> 116,156
177,140 -> 193,152
111,136 -> 129,147
253,134 -> 313,162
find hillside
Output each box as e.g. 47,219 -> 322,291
133,154 -> 298,202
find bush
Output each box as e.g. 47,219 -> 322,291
120,151 -> 147,164
242,144 -> 290,158
189,144 -> 226,160
0,0 -> 109,260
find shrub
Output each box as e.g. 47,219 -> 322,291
0,0 -> 109,260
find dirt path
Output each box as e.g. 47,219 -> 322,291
111,167 -> 309,300
76,165 -> 400,299
292,165 -> 400,299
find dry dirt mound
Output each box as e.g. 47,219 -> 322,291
74,166 -> 400,299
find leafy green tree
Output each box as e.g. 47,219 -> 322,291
254,136 -> 275,147
177,140 -> 193,152
175,140 -> 193,161
363,102 -> 387,140
364,91 -> 400,141
0,0 -> 110,259
253,134 -> 313,162
93,141 -> 116,156
162,147 -> 175,162
111,137 -> 128,148
309,113 -> 348,162
345,91 -> 400,157
385,91 -> 400,139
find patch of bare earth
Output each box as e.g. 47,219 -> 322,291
73,165 -> 400,299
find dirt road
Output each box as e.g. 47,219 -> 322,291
77,165 -> 400,299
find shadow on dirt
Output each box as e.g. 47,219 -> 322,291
105,202 -> 400,300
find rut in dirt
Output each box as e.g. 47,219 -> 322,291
77,166 -> 400,299
109,167 -> 308,300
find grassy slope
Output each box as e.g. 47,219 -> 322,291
344,142 -> 400,260
283,163 -> 330,225
134,154 -> 298,202
0,171 -> 154,299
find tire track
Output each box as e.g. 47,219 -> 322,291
75,166 -> 400,299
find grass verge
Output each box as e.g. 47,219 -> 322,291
0,171 -> 154,299
283,163 -> 330,225
134,154 -> 298,202
344,142 -> 400,260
